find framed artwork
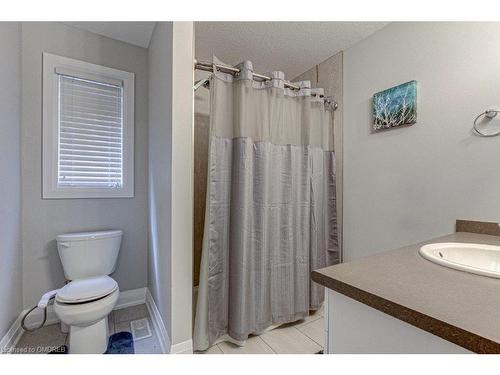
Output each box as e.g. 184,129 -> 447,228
373,80 -> 417,131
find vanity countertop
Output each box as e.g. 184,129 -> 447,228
312,230 -> 500,353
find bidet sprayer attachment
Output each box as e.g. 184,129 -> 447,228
38,289 -> 58,309
21,289 -> 60,331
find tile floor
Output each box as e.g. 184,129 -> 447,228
196,306 -> 325,354
14,303 -> 324,354
14,304 -> 162,354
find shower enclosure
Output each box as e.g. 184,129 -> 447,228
192,57 -> 339,351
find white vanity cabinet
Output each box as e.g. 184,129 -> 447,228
323,289 -> 471,354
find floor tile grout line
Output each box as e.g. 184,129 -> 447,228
216,336 -> 275,354
296,316 -> 322,329
259,328 -> 320,354
260,334 -> 286,354
292,326 -> 323,349
258,336 -> 277,354
293,325 -> 324,348
293,314 -> 322,328
296,330 -> 324,347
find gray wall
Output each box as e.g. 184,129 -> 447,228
0,22 -> 22,339
148,22 -> 173,338
21,23 -> 149,308
344,22 -> 500,261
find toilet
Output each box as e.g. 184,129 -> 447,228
53,230 -> 123,354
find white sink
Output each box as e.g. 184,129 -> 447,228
419,242 -> 500,279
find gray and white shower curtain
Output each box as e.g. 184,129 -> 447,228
194,58 -> 339,351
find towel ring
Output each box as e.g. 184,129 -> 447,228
473,109 -> 500,137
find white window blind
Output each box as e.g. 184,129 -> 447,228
57,74 -> 124,189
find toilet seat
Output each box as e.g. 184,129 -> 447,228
56,276 -> 118,304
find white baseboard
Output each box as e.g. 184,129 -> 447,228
1,287 -> 191,355
0,313 -> 24,353
115,287 -> 147,310
145,289 -> 170,354
0,287 -> 147,354
144,290 -> 193,354
21,304 -> 60,330
170,339 -> 194,354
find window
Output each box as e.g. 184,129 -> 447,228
42,53 -> 134,198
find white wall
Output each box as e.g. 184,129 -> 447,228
21,23 -> 149,307
0,22 -> 22,339
344,22 -> 500,261
148,21 -> 173,338
148,22 -> 194,351
170,22 -> 194,350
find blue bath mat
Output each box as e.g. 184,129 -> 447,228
47,331 -> 134,354
105,331 -> 135,354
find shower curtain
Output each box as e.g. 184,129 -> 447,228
194,58 -> 339,351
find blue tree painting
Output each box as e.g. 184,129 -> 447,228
373,80 -> 417,131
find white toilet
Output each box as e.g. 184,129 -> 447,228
53,229 -> 123,354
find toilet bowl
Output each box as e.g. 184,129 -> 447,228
52,229 -> 123,354
54,276 -> 119,353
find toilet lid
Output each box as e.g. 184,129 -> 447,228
56,276 -> 118,304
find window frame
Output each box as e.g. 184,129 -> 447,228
42,53 -> 135,199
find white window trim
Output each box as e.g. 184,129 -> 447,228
42,53 -> 135,199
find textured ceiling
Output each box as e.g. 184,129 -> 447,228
66,22 -> 156,48
195,22 -> 388,78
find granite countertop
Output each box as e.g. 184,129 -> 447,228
312,229 -> 500,353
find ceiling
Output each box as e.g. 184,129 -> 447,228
64,22 -> 388,77
67,22 -> 156,48
195,22 -> 388,78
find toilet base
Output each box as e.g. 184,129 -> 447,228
68,318 -> 108,354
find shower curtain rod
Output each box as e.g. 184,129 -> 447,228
194,59 -> 338,110
195,59 -> 300,89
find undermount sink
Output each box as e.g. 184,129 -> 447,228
419,242 -> 500,279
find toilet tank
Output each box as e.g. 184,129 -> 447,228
56,230 -> 123,280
